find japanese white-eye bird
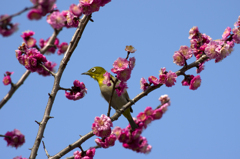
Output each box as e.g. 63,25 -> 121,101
82,66 -> 138,130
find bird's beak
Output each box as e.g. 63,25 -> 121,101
81,72 -> 89,75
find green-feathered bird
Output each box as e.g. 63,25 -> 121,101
82,66 -> 138,130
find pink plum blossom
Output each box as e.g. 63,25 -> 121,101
69,4 -> 82,17
92,114 -> 113,137
222,27 -> 231,41
136,112 -> 147,123
159,94 -> 170,105
79,0 -> 101,15
2,71 -> 13,85
148,75 -> 160,86
115,81 -> 128,96
232,28 -> 240,44
173,51 -> 185,66
103,71 -> 112,86
189,26 -> 199,39
189,75 -> 201,90
47,11 -> 66,29
160,103 -> 170,113
27,9 -> 42,20
73,150 -> 82,159
86,148 -> 96,157
4,129 -> 25,148
116,68 -> 131,81
129,57 -> 136,70
140,77 -> 149,91
144,107 -> 154,116
165,70 -> 177,87
30,0 -> 56,16
112,57 -> 129,72
204,41 -> 220,59
21,30 -> 36,47
3,75 -> 11,85
112,126 -> 122,139
65,80 -> 87,100
179,45 -> 193,59
159,68 -> 167,84
215,43 -> 232,63
197,63 -> 205,74
118,128 -> 131,143
0,15 -> 19,37
57,42 -> 68,55
62,10 -> 79,28
152,108 -> 163,120
159,74 -> 167,84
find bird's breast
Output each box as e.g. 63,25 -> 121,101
100,84 -> 128,110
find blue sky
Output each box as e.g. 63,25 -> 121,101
1,0 -> 240,159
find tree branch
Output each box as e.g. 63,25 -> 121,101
29,14 -> 91,159
0,4 -> 38,23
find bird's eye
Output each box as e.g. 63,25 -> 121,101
91,68 -> 96,72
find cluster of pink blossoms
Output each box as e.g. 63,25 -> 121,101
2,71 -> 13,86
46,3 -> 85,30
189,24 -> 237,64
170,16 -> 240,91
79,0 -> 111,15
93,95 -> 171,153
0,15 -> 19,37
103,47 -> 136,96
74,148 -> 96,159
15,43 -> 56,76
27,0 -> 56,20
4,129 -> 25,149
92,114 -> 113,137
65,80 -> 87,101
39,37 -> 68,55
140,67 -> 177,91
21,30 -> 68,55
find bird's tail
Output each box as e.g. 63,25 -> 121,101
123,108 -> 138,131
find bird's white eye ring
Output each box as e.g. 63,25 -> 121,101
91,68 -> 96,72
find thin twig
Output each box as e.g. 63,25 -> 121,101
29,15 -> 91,159
42,141 -> 50,158
126,52 -> 130,59
49,54 -> 209,159
58,87 -> 72,91
0,134 -> 11,138
107,78 -> 118,117
0,4 -> 38,23
38,63 -> 56,77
